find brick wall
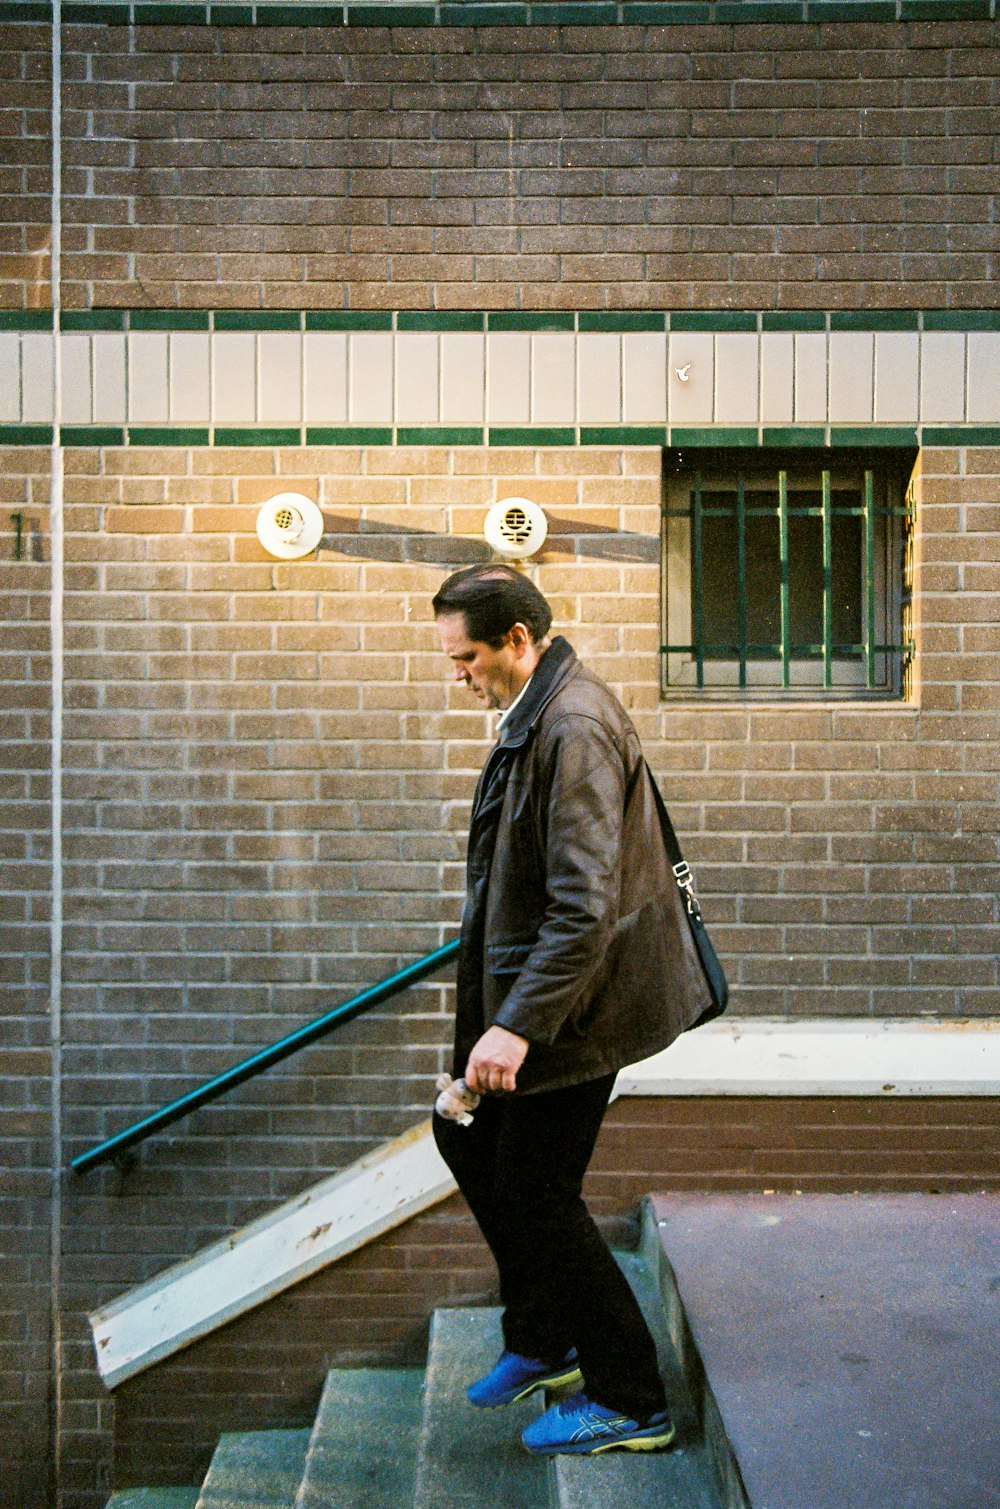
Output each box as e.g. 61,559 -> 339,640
0,21 -> 50,311
40,437 -> 995,1505
3,9 -> 1000,1504
0,452 -> 53,1509
61,18 -> 1000,312
108,1093 -> 1000,1490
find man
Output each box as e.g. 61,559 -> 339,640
431,563 -> 713,1457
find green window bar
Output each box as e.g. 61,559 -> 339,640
779,469 -> 791,689
864,468 -> 877,686
822,470 -> 833,689
692,471 -> 705,690
661,456 -> 915,699
736,476 -> 748,690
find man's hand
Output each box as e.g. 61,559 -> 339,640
465,1024 -> 529,1095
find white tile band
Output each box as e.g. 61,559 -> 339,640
5,326 -> 999,433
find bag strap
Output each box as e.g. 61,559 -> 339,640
645,760 -> 703,923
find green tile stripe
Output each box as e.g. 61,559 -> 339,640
0,425 -> 54,445
127,426 -> 211,446
579,312 -> 666,332
621,3 -> 714,19
670,426 -> 759,446
670,312 -> 758,331
1,309 -> 999,333
7,422 -> 995,450
580,425 -> 667,445
213,310 -> 301,330
829,426 -> 919,447
804,1 -> 897,15
923,311 -> 1000,331
900,0 -> 990,15
213,426 -> 303,446
62,4 -> 129,18
129,310 -> 212,330
0,3 -> 53,18
761,313 -> 826,331
0,310 -> 54,331
762,427 -> 829,447
831,311 -> 920,331
395,426 -> 484,444
9,1 -> 1000,24
488,426 -> 577,446
305,312 -> 394,331
439,4 -> 531,21
396,312 -> 485,331
305,426 -> 394,445
59,425 -> 126,446
487,312 -> 577,331
61,310 -> 127,331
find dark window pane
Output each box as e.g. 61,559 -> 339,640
699,483 -> 862,658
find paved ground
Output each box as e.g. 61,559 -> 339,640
652,1192 -> 1000,1509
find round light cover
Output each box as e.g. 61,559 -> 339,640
484,497 -> 548,559
256,493 -> 324,559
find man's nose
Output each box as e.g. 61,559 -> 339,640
454,663 -> 469,682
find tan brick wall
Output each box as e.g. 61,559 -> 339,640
4,433 -> 1000,1506
51,435 -> 1000,1179
60,19 -> 1000,312
0,450 -> 53,1509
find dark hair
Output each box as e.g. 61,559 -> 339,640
432,564 -> 553,648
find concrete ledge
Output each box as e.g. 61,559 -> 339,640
615,1017 -> 1000,1098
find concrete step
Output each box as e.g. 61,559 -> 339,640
650,1191 -> 1000,1509
195,1428 -> 312,1509
412,1306 -> 554,1509
293,1367 -> 424,1509
548,1249 -> 723,1509
106,1493 -> 201,1509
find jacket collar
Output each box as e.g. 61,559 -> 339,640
496,636 -> 577,750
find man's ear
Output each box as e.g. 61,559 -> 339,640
507,621 -> 533,656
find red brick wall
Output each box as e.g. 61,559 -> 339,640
59,17 -> 1000,312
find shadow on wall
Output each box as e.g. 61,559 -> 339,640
318,514 -> 657,565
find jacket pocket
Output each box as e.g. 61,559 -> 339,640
485,940 -> 534,975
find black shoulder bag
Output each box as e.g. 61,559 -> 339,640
646,762 -> 729,1027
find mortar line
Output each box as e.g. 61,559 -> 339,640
48,4 -> 65,1504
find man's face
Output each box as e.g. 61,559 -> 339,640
436,612 -> 523,711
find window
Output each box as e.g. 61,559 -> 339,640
660,450 -> 915,700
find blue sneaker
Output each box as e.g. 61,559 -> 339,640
522,1390 -> 676,1454
467,1348 -> 582,1408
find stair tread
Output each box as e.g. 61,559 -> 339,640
551,1251 -> 721,1509
294,1367 -> 424,1509
196,1428 -> 312,1509
105,1493 -> 201,1509
412,1306 -> 553,1509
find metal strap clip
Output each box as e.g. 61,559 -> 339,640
672,859 -> 701,918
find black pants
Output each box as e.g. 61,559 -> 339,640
432,1072 -> 667,1422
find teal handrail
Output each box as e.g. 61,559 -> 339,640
71,938 -> 461,1174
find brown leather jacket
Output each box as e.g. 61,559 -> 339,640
453,637 -> 713,1094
